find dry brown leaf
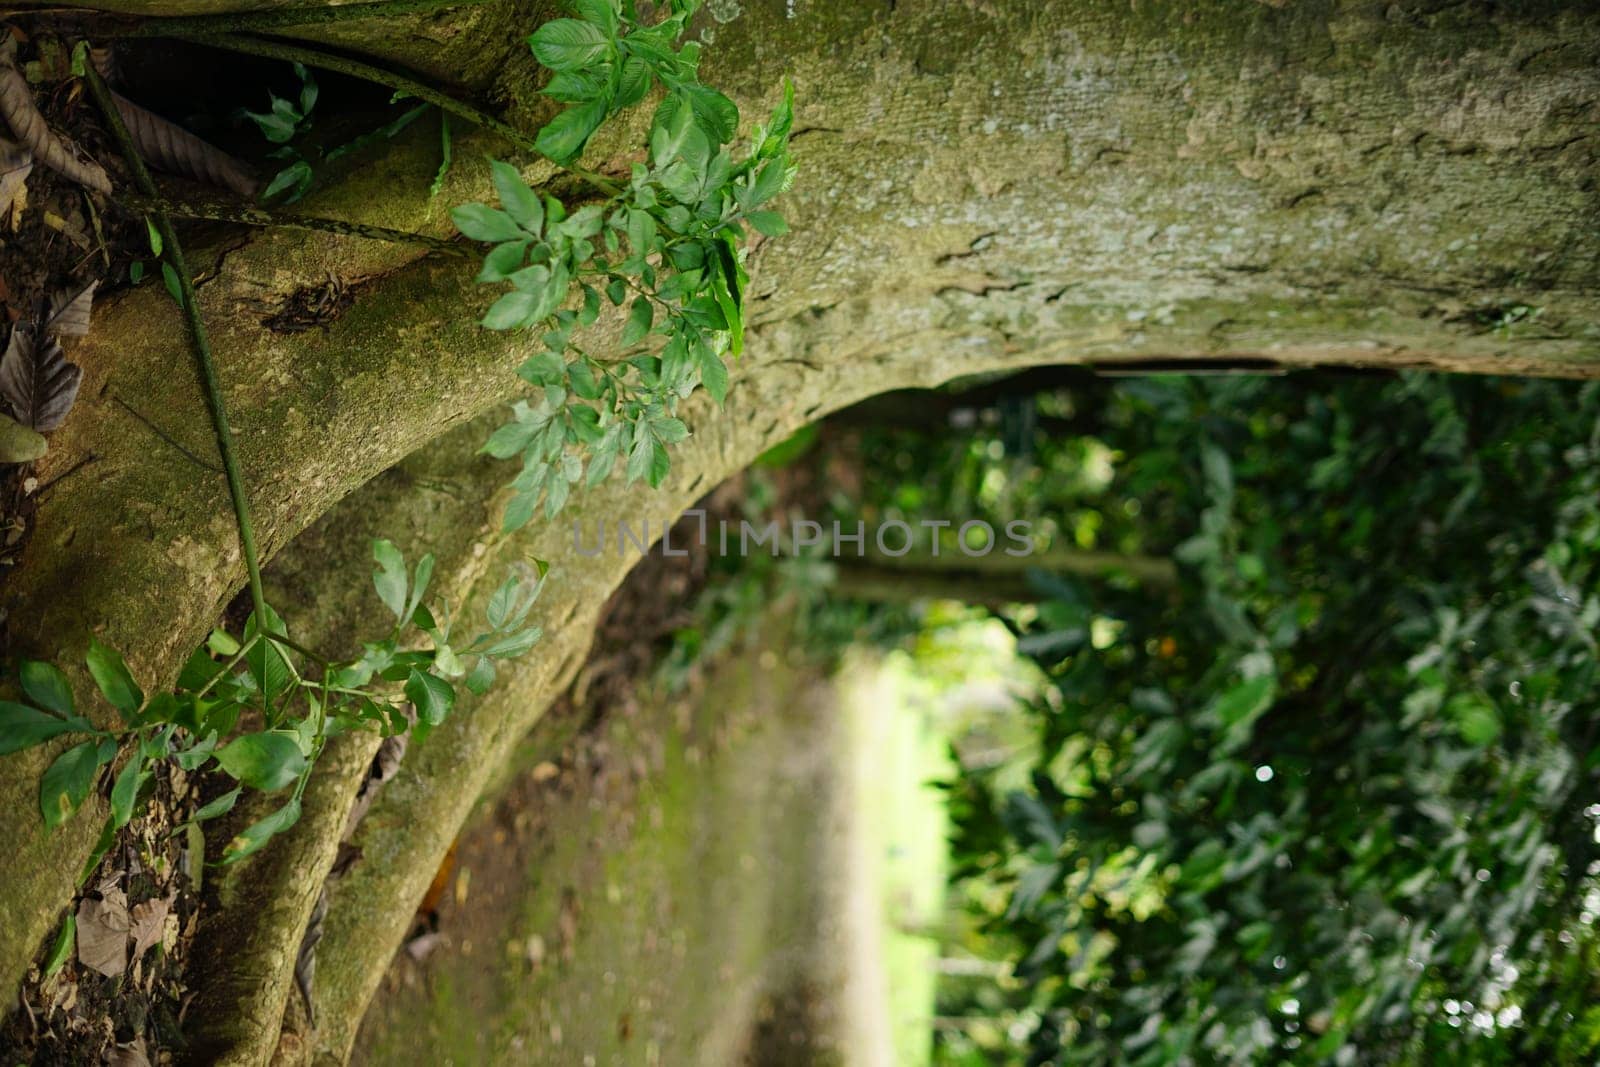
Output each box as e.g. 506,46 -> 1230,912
129,896 -> 170,962
0,42 -> 110,194
0,137 -> 30,222
162,910 -> 181,954
0,326 -> 81,431
112,92 -> 260,198
76,890 -> 130,978
45,279 -> 96,338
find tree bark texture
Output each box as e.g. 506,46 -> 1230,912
1,1 -> 1596,1062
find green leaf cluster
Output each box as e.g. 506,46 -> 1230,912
454,0 -> 797,530
2,541 -> 546,868
839,375 -> 1600,1064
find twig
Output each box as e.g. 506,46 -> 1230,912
119,191 -> 471,257
106,0 -> 498,37
110,394 -> 223,473
78,45 -> 270,622
32,450 -> 97,498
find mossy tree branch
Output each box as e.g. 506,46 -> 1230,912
105,0 -> 497,37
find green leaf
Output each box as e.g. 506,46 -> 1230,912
20,661 -> 73,715
696,341 -> 728,404
464,656 -> 496,695
647,440 -> 671,487
544,67 -> 609,103
528,18 -> 611,72
477,239 -> 530,283
622,296 -> 654,345
745,210 -> 788,237
404,554 -> 436,629
223,798 -> 301,864
626,425 -> 654,484
649,92 -> 694,167
482,289 -> 542,331
652,416 -> 689,443
519,350 -> 565,385
261,160 -> 314,202
208,629 -> 241,656
681,83 -> 739,144
215,731 -> 307,793
478,626 -> 543,659
0,700 -> 81,755
615,55 -> 652,109
43,914 -> 74,978
486,573 -> 521,630
626,207 -> 658,259
535,97 -> 608,164
39,740 -> 107,830
566,360 -> 601,399
177,646 -> 225,691
110,748 -> 144,829
747,156 -> 789,207
173,732 -> 219,771
573,0 -> 618,34
756,78 -> 795,160
244,607 -> 293,711
191,786 -> 242,823
1448,694 -> 1501,746
709,240 -> 744,357
501,489 -> 540,533
405,669 -> 456,726
1213,674 -> 1276,728
450,203 -> 526,243
372,538 -> 409,621
490,159 -> 545,233
86,639 -> 143,721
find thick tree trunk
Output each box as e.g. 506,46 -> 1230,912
2,1 -> 1598,1062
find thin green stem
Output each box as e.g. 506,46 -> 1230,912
78,48 -> 270,623
108,0 -> 497,37
194,634 -> 263,699
265,632 -> 332,667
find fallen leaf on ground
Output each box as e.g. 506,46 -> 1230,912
76,889 -> 130,978
0,326 -> 80,431
0,138 -> 31,223
45,279 -> 96,337
129,895 -> 171,962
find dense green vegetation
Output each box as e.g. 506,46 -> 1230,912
829,372 -> 1600,1064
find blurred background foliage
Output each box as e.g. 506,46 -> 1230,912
687,369 -> 1600,1064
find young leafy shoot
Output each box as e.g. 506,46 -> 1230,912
454,0 -> 797,531
1,540 -> 544,867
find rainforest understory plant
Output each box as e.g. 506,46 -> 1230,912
0,0 -> 793,928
